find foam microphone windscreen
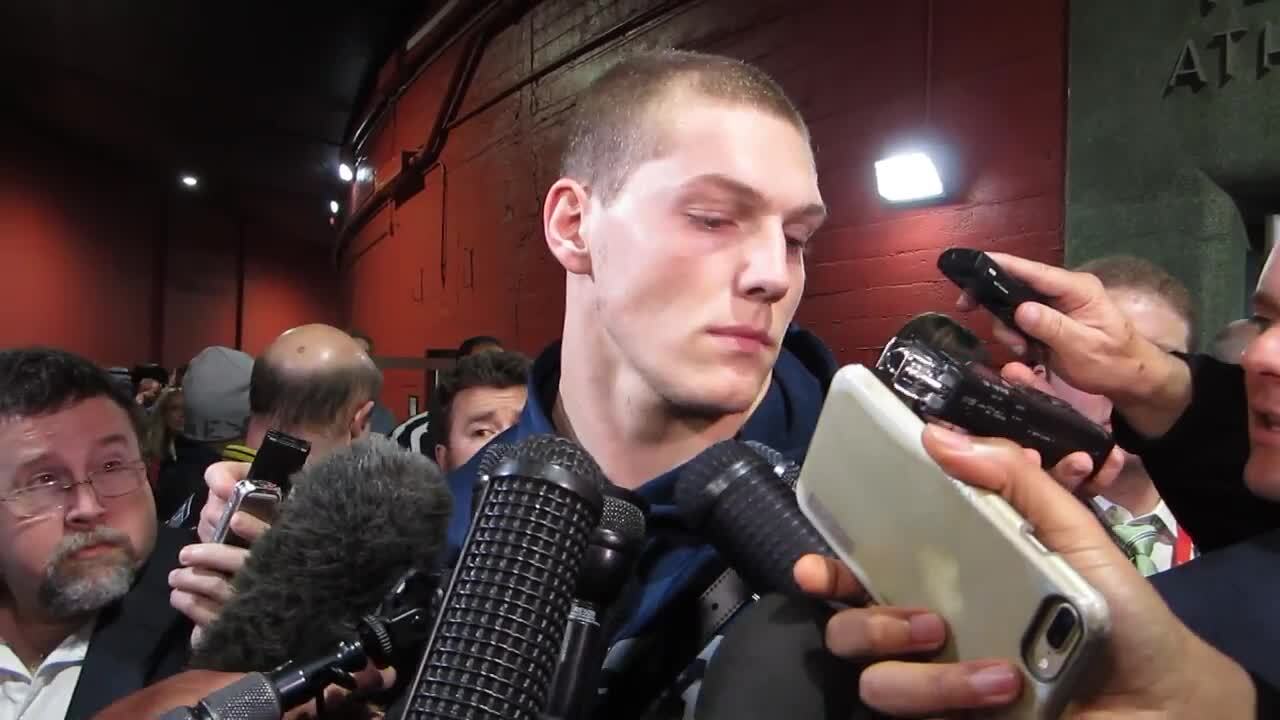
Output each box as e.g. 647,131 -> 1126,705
404,434 -> 605,720
695,594 -> 875,720
744,440 -> 800,490
190,435 -> 452,672
677,440 -> 831,596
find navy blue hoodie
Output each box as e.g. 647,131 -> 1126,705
440,325 -> 837,718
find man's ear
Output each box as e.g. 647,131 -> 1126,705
350,400 -> 374,439
434,443 -> 450,473
543,178 -> 592,276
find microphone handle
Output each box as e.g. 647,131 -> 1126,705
545,600 -> 606,720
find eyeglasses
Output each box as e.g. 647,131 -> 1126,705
0,460 -> 147,519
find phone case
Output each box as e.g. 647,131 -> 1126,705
210,480 -> 283,548
796,365 -> 1109,720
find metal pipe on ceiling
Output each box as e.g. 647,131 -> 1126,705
334,0 -> 694,265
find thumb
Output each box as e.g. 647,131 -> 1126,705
920,425 -> 1113,556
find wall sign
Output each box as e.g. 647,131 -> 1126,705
1167,1 -> 1280,92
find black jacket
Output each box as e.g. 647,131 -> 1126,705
155,435 -> 221,528
1114,354 -> 1280,690
64,526 -> 196,720
1111,353 -> 1280,551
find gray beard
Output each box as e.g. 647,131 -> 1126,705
37,527 -> 139,619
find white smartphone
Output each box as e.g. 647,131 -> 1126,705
796,364 -> 1110,720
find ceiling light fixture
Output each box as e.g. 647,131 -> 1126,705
180,174 -> 199,188
338,163 -> 354,182
329,200 -> 340,214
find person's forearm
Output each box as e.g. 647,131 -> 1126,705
1111,343 -> 1193,439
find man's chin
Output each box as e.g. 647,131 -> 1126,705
41,559 -> 137,618
1243,450 -> 1280,501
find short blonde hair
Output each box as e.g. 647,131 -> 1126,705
560,49 -> 809,205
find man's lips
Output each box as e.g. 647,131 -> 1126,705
68,542 -> 124,560
708,326 -> 774,349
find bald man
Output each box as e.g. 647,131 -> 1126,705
244,324 -> 382,459
167,324 -> 383,636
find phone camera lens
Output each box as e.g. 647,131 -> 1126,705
1045,605 -> 1078,650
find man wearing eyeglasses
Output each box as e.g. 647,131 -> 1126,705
0,348 -> 193,720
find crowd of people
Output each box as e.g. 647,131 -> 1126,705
1,47 -> 1278,720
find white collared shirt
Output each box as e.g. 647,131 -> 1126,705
1093,496 -> 1188,574
0,620 -> 95,720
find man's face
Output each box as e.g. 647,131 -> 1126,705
578,96 -> 826,415
1048,288 -> 1190,461
1241,250 -> 1280,499
436,385 -> 528,472
0,397 -> 157,619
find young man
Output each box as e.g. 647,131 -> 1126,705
1037,256 -> 1197,575
191,51 -> 1274,717
201,49 -> 835,717
390,335 -> 508,456
430,351 -> 529,473
0,348 -> 193,719
433,50 -> 836,715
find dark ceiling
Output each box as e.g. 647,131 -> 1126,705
0,1 -> 424,245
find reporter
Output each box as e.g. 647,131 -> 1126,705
964,252 -> 1280,551
797,425 -> 1263,718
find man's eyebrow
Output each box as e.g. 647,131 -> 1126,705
682,173 -> 827,222
463,410 -> 499,426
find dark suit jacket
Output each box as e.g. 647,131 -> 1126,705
1153,528 -> 1280,689
66,525 -> 196,720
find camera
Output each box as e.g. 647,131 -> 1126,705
875,335 -> 1114,473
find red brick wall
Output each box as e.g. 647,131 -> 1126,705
0,118 -> 340,369
341,0 -> 1066,409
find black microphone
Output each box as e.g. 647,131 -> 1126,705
472,440 -> 514,515
160,607 -> 434,720
403,434 -> 606,720
676,440 -> 832,596
694,593 -> 875,720
546,489 -> 648,720
744,440 -> 800,490
190,435 -> 452,673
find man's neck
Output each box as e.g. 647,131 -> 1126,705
555,326 -> 766,489
246,418 -> 336,460
0,599 -> 85,672
1102,468 -> 1163,519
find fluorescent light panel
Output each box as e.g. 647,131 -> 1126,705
875,152 -> 944,203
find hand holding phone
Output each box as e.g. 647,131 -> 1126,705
796,420 -> 1255,720
209,431 -> 310,548
797,365 -> 1110,719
